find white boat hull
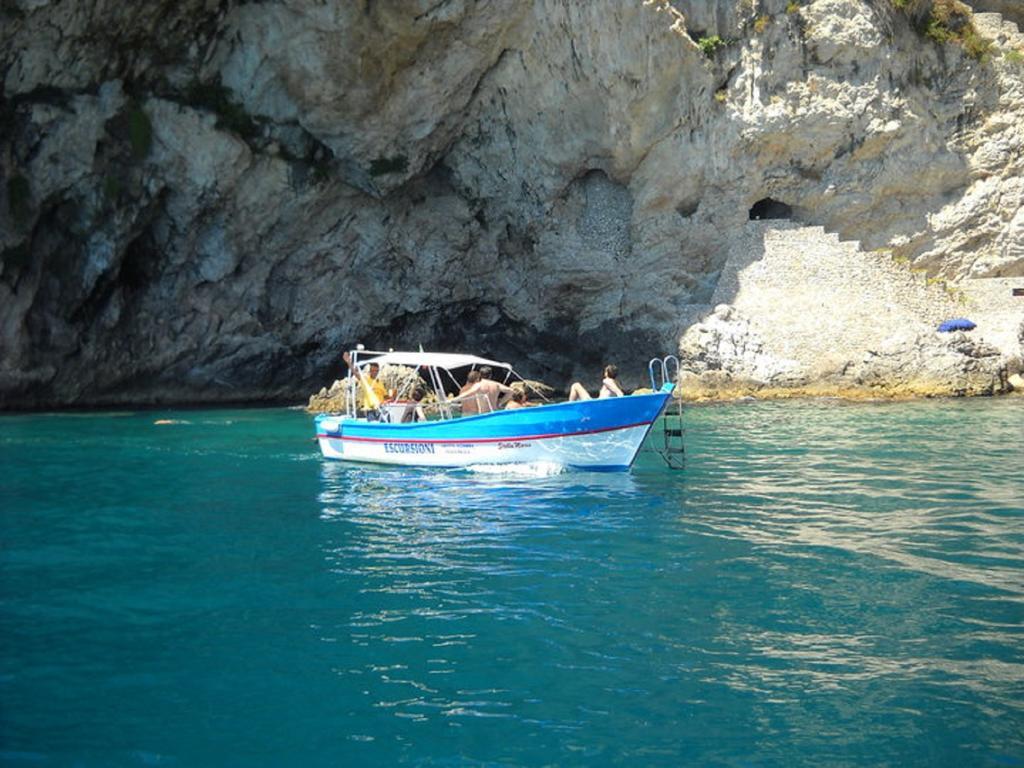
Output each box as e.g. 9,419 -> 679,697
317,423 -> 652,470
314,391 -> 672,471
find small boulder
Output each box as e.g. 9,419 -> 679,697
840,329 -> 1009,396
678,305 -> 800,388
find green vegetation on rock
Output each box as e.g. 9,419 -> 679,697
186,81 -> 261,140
697,35 -> 727,58
7,174 -> 31,225
127,103 -> 152,160
0,0 -> 25,20
369,155 -> 409,176
310,156 -> 332,185
103,174 -> 122,202
1,241 -> 32,277
892,0 -> 993,61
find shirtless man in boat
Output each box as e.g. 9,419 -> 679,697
453,366 -> 513,414
457,370 -> 484,415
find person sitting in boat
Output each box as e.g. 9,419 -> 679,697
504,390 -> 529,410
452,366 -> 513,414
456,370 -> 484,415
343,351 -> 388,412
568,364 -> 624,401
400,387 -> 428,423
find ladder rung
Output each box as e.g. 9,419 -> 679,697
664,428 -> 684,437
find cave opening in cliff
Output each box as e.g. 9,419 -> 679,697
749,198 -> 793,220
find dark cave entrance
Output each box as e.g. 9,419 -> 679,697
749,198 -> 793,220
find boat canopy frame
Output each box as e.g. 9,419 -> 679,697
343,347 -> 523,420
353,350 -> 512,370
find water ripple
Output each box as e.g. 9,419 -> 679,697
306,399 -> 1024,762
2,402 -> 1021,765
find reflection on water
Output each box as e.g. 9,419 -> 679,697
676,400 -> 1024,595
314,463 -> 666,730
318,460 -> 644,537
310,400 -> 1024,761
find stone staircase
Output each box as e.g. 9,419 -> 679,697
682,220 -> 1022,366
704,221 -> 966,368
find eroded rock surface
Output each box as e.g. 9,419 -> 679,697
681,312 -> 1010,399
840,330 -> 1009,396
2,0 -> 1023,407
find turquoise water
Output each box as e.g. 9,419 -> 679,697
1,399 -> 1022,766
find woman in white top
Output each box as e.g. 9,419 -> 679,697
568,365 -> 624,401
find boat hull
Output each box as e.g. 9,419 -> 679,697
314,392 -> 670,470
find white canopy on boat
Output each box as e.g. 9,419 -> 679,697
357,351 -> 512,370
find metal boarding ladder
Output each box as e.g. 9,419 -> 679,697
648,356 -> 685,470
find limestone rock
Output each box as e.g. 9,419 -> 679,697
307,381 -> 349,415
2,0 -> 1024,407
839,331 -> 1009,397
967,1 -> 1024,29
679,321 -> 1011,399
678,304 -> 802,387
802,0 -> 884,66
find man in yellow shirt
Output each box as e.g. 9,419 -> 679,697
343,352 -> 388,412
359,362 -> 387,411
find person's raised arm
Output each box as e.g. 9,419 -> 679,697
344,351 -> 363,377
450,381 -> 481,403
495,381 -> 514,406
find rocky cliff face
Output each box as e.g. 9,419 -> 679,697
2,0 -> 1022,407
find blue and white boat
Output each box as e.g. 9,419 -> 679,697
314,350 -> 678,471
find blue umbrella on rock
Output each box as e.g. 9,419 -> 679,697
937,318 -> 977,332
